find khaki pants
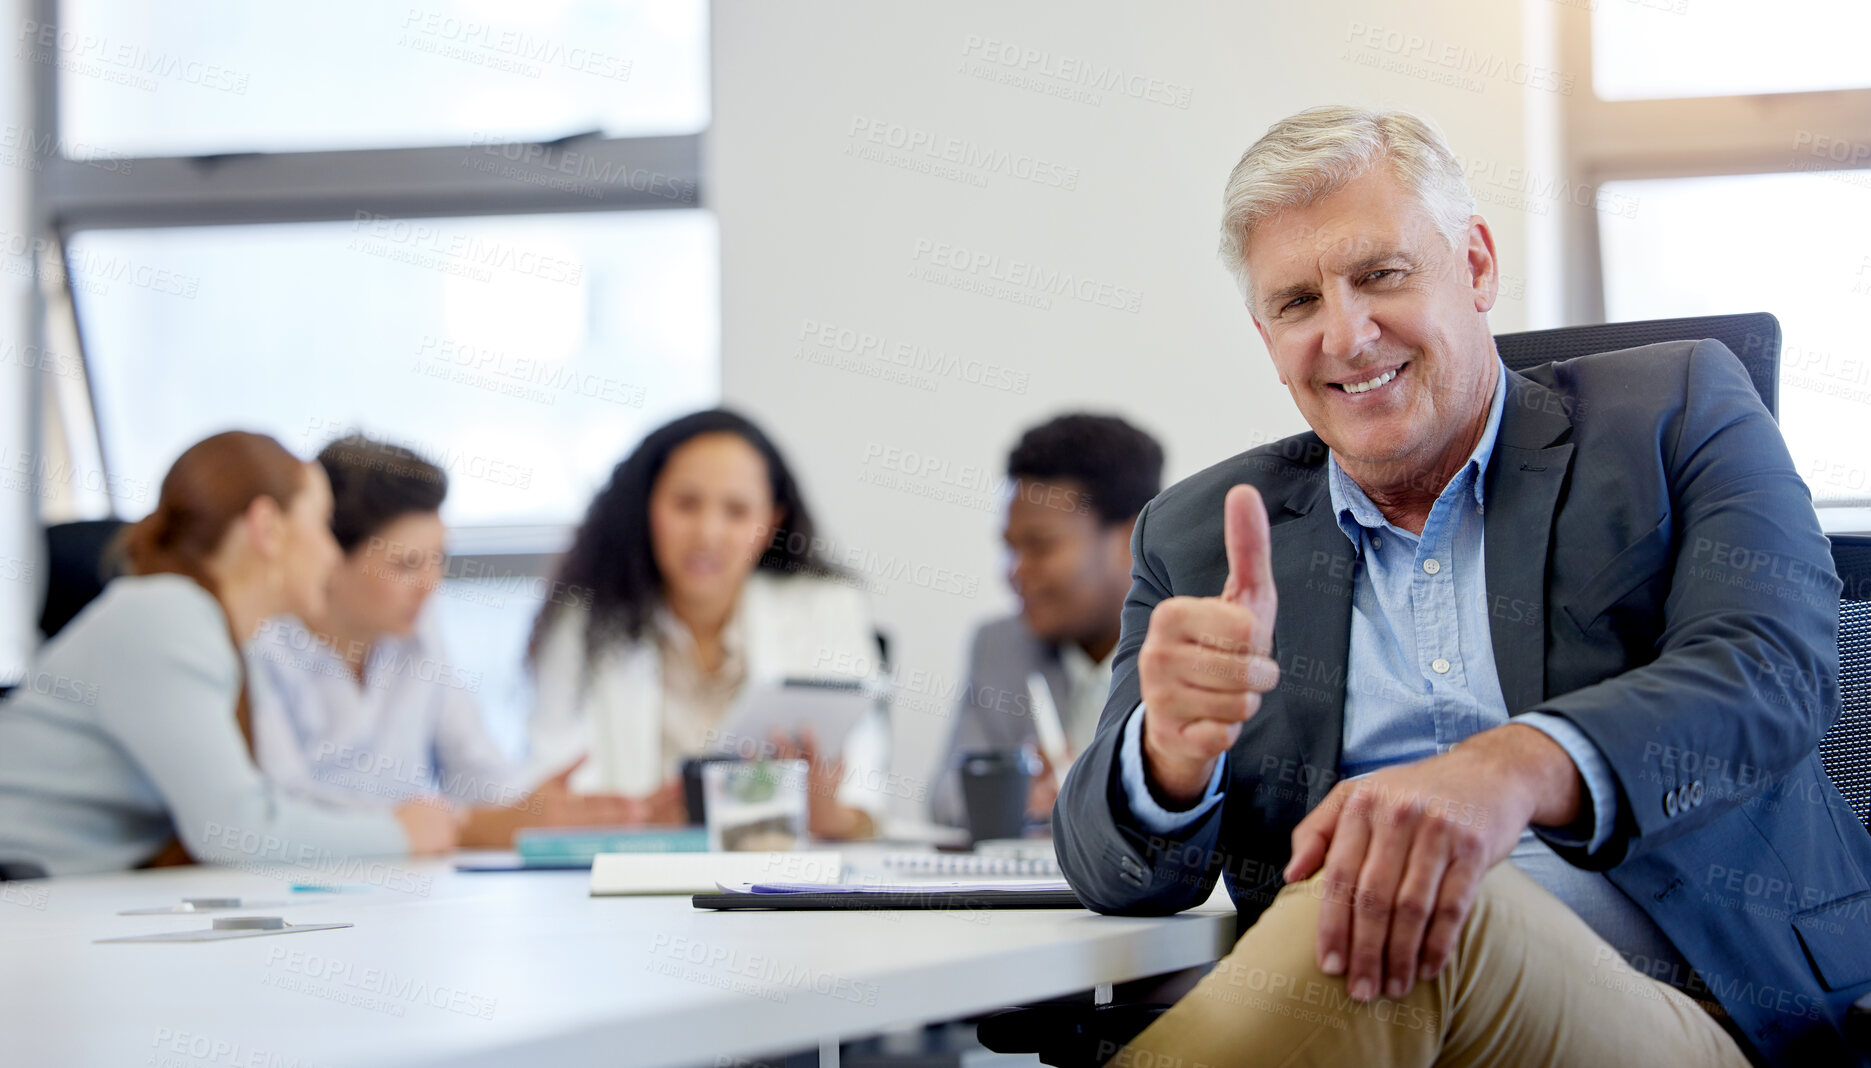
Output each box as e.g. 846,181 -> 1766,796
1111,863 -> 1750,1068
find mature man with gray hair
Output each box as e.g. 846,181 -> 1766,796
1055,106 -> 1871,1066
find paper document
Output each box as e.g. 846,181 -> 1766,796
590,851 -> 843,896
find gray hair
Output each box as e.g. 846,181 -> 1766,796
1217,106 -> 1475,300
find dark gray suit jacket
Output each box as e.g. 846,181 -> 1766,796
930,616 -> 1067,827
1055,341 -> 1871,1066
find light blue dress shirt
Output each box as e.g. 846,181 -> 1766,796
248,613 -> 519,810
1117,363 -> 1693,980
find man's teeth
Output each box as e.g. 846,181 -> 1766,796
1340,368 -> 1398,394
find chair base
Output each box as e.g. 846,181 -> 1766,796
975,1003 -> 1170,1068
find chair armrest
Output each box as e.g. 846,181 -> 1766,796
0,859 -> 48,881
977,1003 -> 1169,1068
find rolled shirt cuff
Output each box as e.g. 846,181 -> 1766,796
1118,702 -> 1227,834
1513,711 -> 1618,854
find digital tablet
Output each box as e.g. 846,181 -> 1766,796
710,678 -> 873,760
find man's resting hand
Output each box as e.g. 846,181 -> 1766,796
1282,723 -> 1584,1004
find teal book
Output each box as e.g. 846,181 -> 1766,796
515,826 -> 709,866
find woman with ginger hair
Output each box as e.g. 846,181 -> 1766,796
0,431 -> 456,876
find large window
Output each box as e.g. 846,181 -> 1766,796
1598,172 -> 1871,507
25,0 -> 714,729
1559,0 -> 1871,525
70,211 -> 718,527
50,0 -> 708,156
1592,0 -> 1871,101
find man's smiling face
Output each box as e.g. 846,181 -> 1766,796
1245,166 -> 1500,485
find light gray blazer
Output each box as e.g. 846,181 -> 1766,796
0,574 -> 406,875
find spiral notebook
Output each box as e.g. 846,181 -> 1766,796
878,851 -> 1061,876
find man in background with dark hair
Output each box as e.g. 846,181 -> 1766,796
932,414 -> 1164,827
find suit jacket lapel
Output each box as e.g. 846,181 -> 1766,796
1485,368 -> 1576,712
1266,475 -> 1354,810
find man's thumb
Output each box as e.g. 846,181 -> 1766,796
1219,484 -> 1275,608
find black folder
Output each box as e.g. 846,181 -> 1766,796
692,888 -> 1084,911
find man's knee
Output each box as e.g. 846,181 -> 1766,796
1198,873 -> 1446,1040
1229,865 -> 1548,976
1219,873 -> 1337,982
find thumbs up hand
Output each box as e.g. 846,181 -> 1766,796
1136,484 -> 1282,804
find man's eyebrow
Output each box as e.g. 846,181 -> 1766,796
1258,249 -> 1417,313
1259,280 -> 1314,314
1340,248 -> 1413,275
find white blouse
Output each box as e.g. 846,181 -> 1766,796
526,571 -> 889,814
247,612 -> 519,810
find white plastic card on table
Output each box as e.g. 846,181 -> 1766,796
119,897 -> 291,915
97,917 -> 354,943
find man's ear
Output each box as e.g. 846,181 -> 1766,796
1464,215 -> 1500,313
1108,516 -> 1139,573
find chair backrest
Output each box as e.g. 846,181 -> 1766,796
1491,316 -> 1871,826
1493,312 -> 1781,419
38,519 -> 127,641
1823,535 -> 1871,830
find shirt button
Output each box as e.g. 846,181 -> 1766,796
1431,658 -> 1451,674
1423,559 -> 1441,575
1371,536 -> 1382,550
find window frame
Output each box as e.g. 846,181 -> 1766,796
1556,5 -> 1871,529
23,0 -> 710,533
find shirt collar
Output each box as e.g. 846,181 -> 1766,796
1327,359 -> 1508,544
1058,640 -> 1113,680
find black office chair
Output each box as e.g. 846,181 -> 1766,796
980,313 -> 1806,1067
0,860 -> 47,881
1493,312 -> 1780,419
0,520 -> 127,881
38,518 -> 128,641
1825,536 -> 1871,1047
1824,535 -> 1871,830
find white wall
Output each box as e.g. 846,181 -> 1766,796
711,0 -> 1557,814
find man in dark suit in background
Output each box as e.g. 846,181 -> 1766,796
1056,105 -> 1871,1066
931,414 -> 1162,829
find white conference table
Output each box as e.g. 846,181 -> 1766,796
0,851 -> 1236,1068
